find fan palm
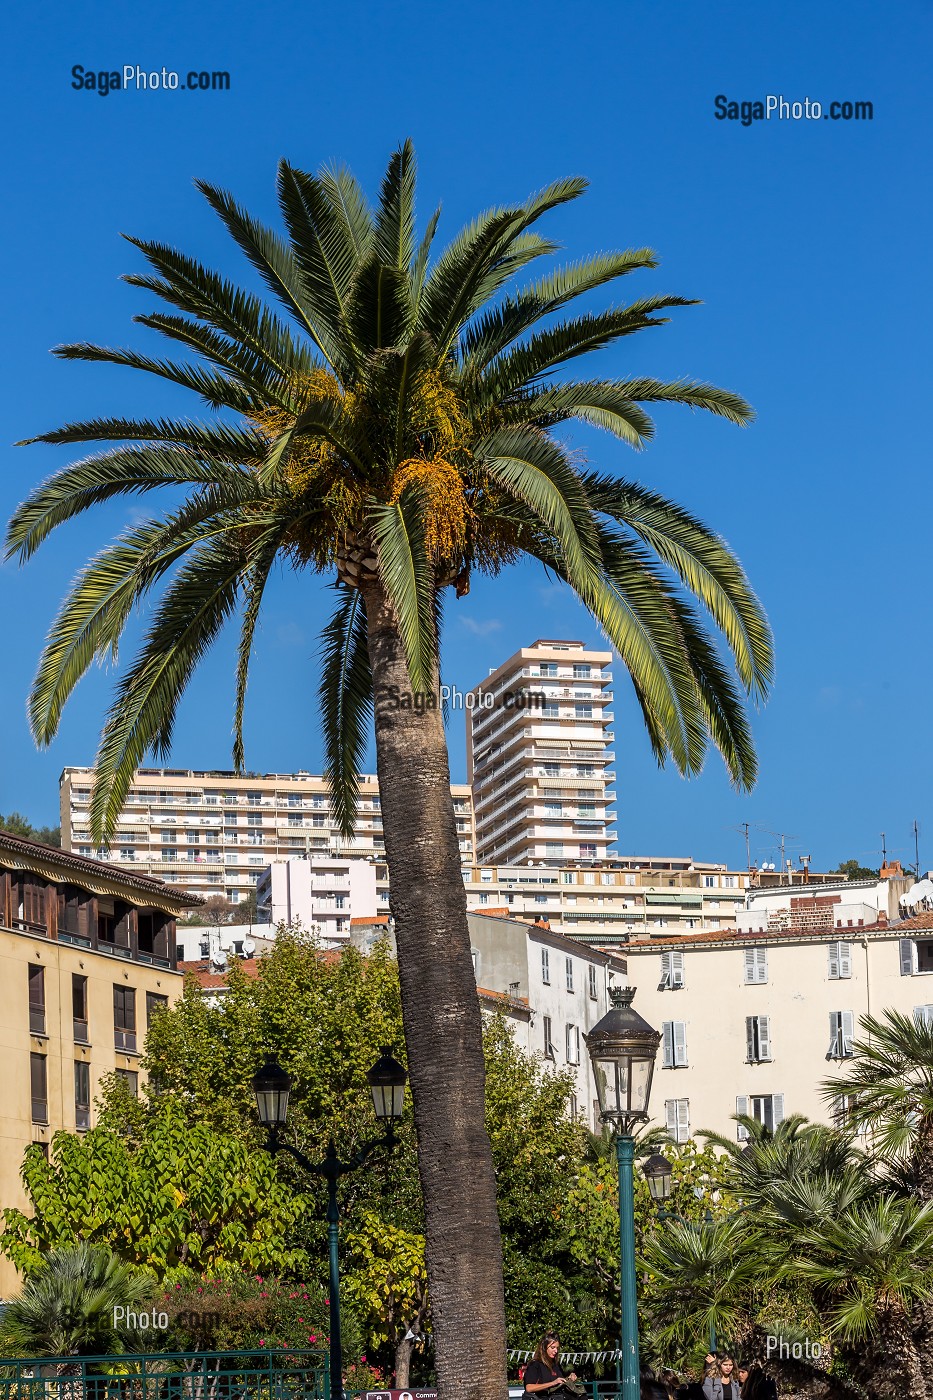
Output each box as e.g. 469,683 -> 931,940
823,1009 -> 933,1199
6,143 -> 772,1399
0,1242 -> 152,1361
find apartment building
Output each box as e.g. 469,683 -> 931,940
61,768 -> 474,902
624,909 -> 933,1144
255,856 -> 384,942
0,830 -> 195,1298
462,856 -> 751,944
467,640 -> 616,866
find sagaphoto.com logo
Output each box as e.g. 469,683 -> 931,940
71,64 -> 230,95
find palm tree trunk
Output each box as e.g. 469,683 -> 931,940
360,578 -> 507,1400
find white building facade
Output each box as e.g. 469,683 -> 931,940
467,640 -> 616,866
255,857 -> 380,943
624,911 -> 933,1144
61,768 -> 473,904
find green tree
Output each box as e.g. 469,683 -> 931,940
343,1210 -> 428,1387
834,858 -> 880,880
0,811 -> 61,847
6,144 -> 772,1395
0,1243 -> 152,1360
0,1098 -> 309,1280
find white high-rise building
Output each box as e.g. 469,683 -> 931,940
255,856 -> 380,943
60,768 -> 474,904
467,640 -> 616,866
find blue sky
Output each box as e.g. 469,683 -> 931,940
1,0 -> 929,873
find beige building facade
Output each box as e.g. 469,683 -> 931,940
0,831 -> 196,1299
61,768 -> 474,904
625,910 -> 933,1144
467,640 -> 616,866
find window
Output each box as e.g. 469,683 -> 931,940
828,1010 -> 855,1059
703,875 -> 716,888
625,874 -> 636,887
743,947 -> 768,984
588,964 -> 598,1000
915,1005 -> 933,1028
535,894 -> 548,905
543,1014 -> 555,1059
746,1015 -> 772,1063
540,662 -> 558,677
665,1098 -> 690,1144
30,1053 -> 48,1123
565,957 -> 574,992
724,876 -> 737,889
115,1069 -> 139,1096
161,849 -> 177,862
580,844 -> 597,859
828,941 -> 852,979
573,664 -> 591,679
899,939 -> 933,975
577,804 -> 597,818
478,892 -> 489,905
247,814 -> 262,827
566,1023 -> 580,1064
662,1021 -> 687,1068
660,950 -> 685,990
72,975 -> 89,1042
541,948 -> 550,984
75,1061 -> 90,1131
736,1093 -> 785,1138
544,802 -> 562,818
146,992 -> 169,1028
542,702 -> 560,718
28,965 -> 46,1035
543,763 -> 560,777
113,985 -> 137,1052
575,704 -> 593,720
546,842 -> 564,858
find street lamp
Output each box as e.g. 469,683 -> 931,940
252,1047 -> 408,1400
585,986 -> 661,1399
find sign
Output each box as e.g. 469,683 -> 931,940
363,1392 -> 438,1400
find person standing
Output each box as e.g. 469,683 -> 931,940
737,1362 -> 776,1400
703,1354 -> 742,1400
522,1334 -> 579,1396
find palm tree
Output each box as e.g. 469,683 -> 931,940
6,143 -> 772,1398
823,1010 -> 933,1200
0,1243 -> 152,1360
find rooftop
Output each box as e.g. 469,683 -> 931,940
0,828 -> 200,911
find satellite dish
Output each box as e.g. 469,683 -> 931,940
211,950 -> 227,969
243,939 -> 256,956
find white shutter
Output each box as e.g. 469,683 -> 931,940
673,1021 -> 687,1067
743,948 -> 756,983
671,949 -> 685,988
901,939 -> 918,976
758,1016 -> 771,1062
841,1010 -> 854,1056
828,1011 -> 841,1057
838,942 -> 852,978
746,1015 -> 757,1062
915,1005 -> 933,1028
660,951 -> 672,988
662,1021 -> 674,1067
772,1093 -> 785,1126
827,942 -> 840,979
677,1098 -> 690,1142
736,1096 -> 750,1140
756,947 -> 768,983
665,1099 -> 678,1137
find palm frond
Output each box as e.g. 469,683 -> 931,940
51,343 -> 260,413
367,494 -> 436,697
232,529 -> 286,771
319,587 -> 373,838
373,139 -> 417,272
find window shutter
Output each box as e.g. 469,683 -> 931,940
772,1093 -> 785,1126
673,1021 -> 687,1067
671,950 -> 685,988
677,1098 -> 690,1142
736,1096 -> 749,1140
827,942 -> 840,979
746,1016 -> 756,1062
758,1016 -> 771,1062
662,1022 -> 674,1068
756,947 -> 768,983
828,1012 -> 841,1057
743,948 -> 755,982
661,951 -> 672,988
665,1099 -> 678,1137
915,1005 -> 933,1028
841,1010 -> 855,1055
901,939 -> 918,976
838,942 -> 852,978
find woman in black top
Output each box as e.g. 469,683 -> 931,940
523,1333 -> 579,1395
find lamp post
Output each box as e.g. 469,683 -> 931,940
252,1047 -> 407,1400
585,986 -> 661,1399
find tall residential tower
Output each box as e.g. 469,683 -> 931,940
467,640 -> 616,866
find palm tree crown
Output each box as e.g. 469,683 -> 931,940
7,141 -> 772,841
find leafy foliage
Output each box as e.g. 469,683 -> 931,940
0,1243 -> 153,1357
0,811 -> 61,847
